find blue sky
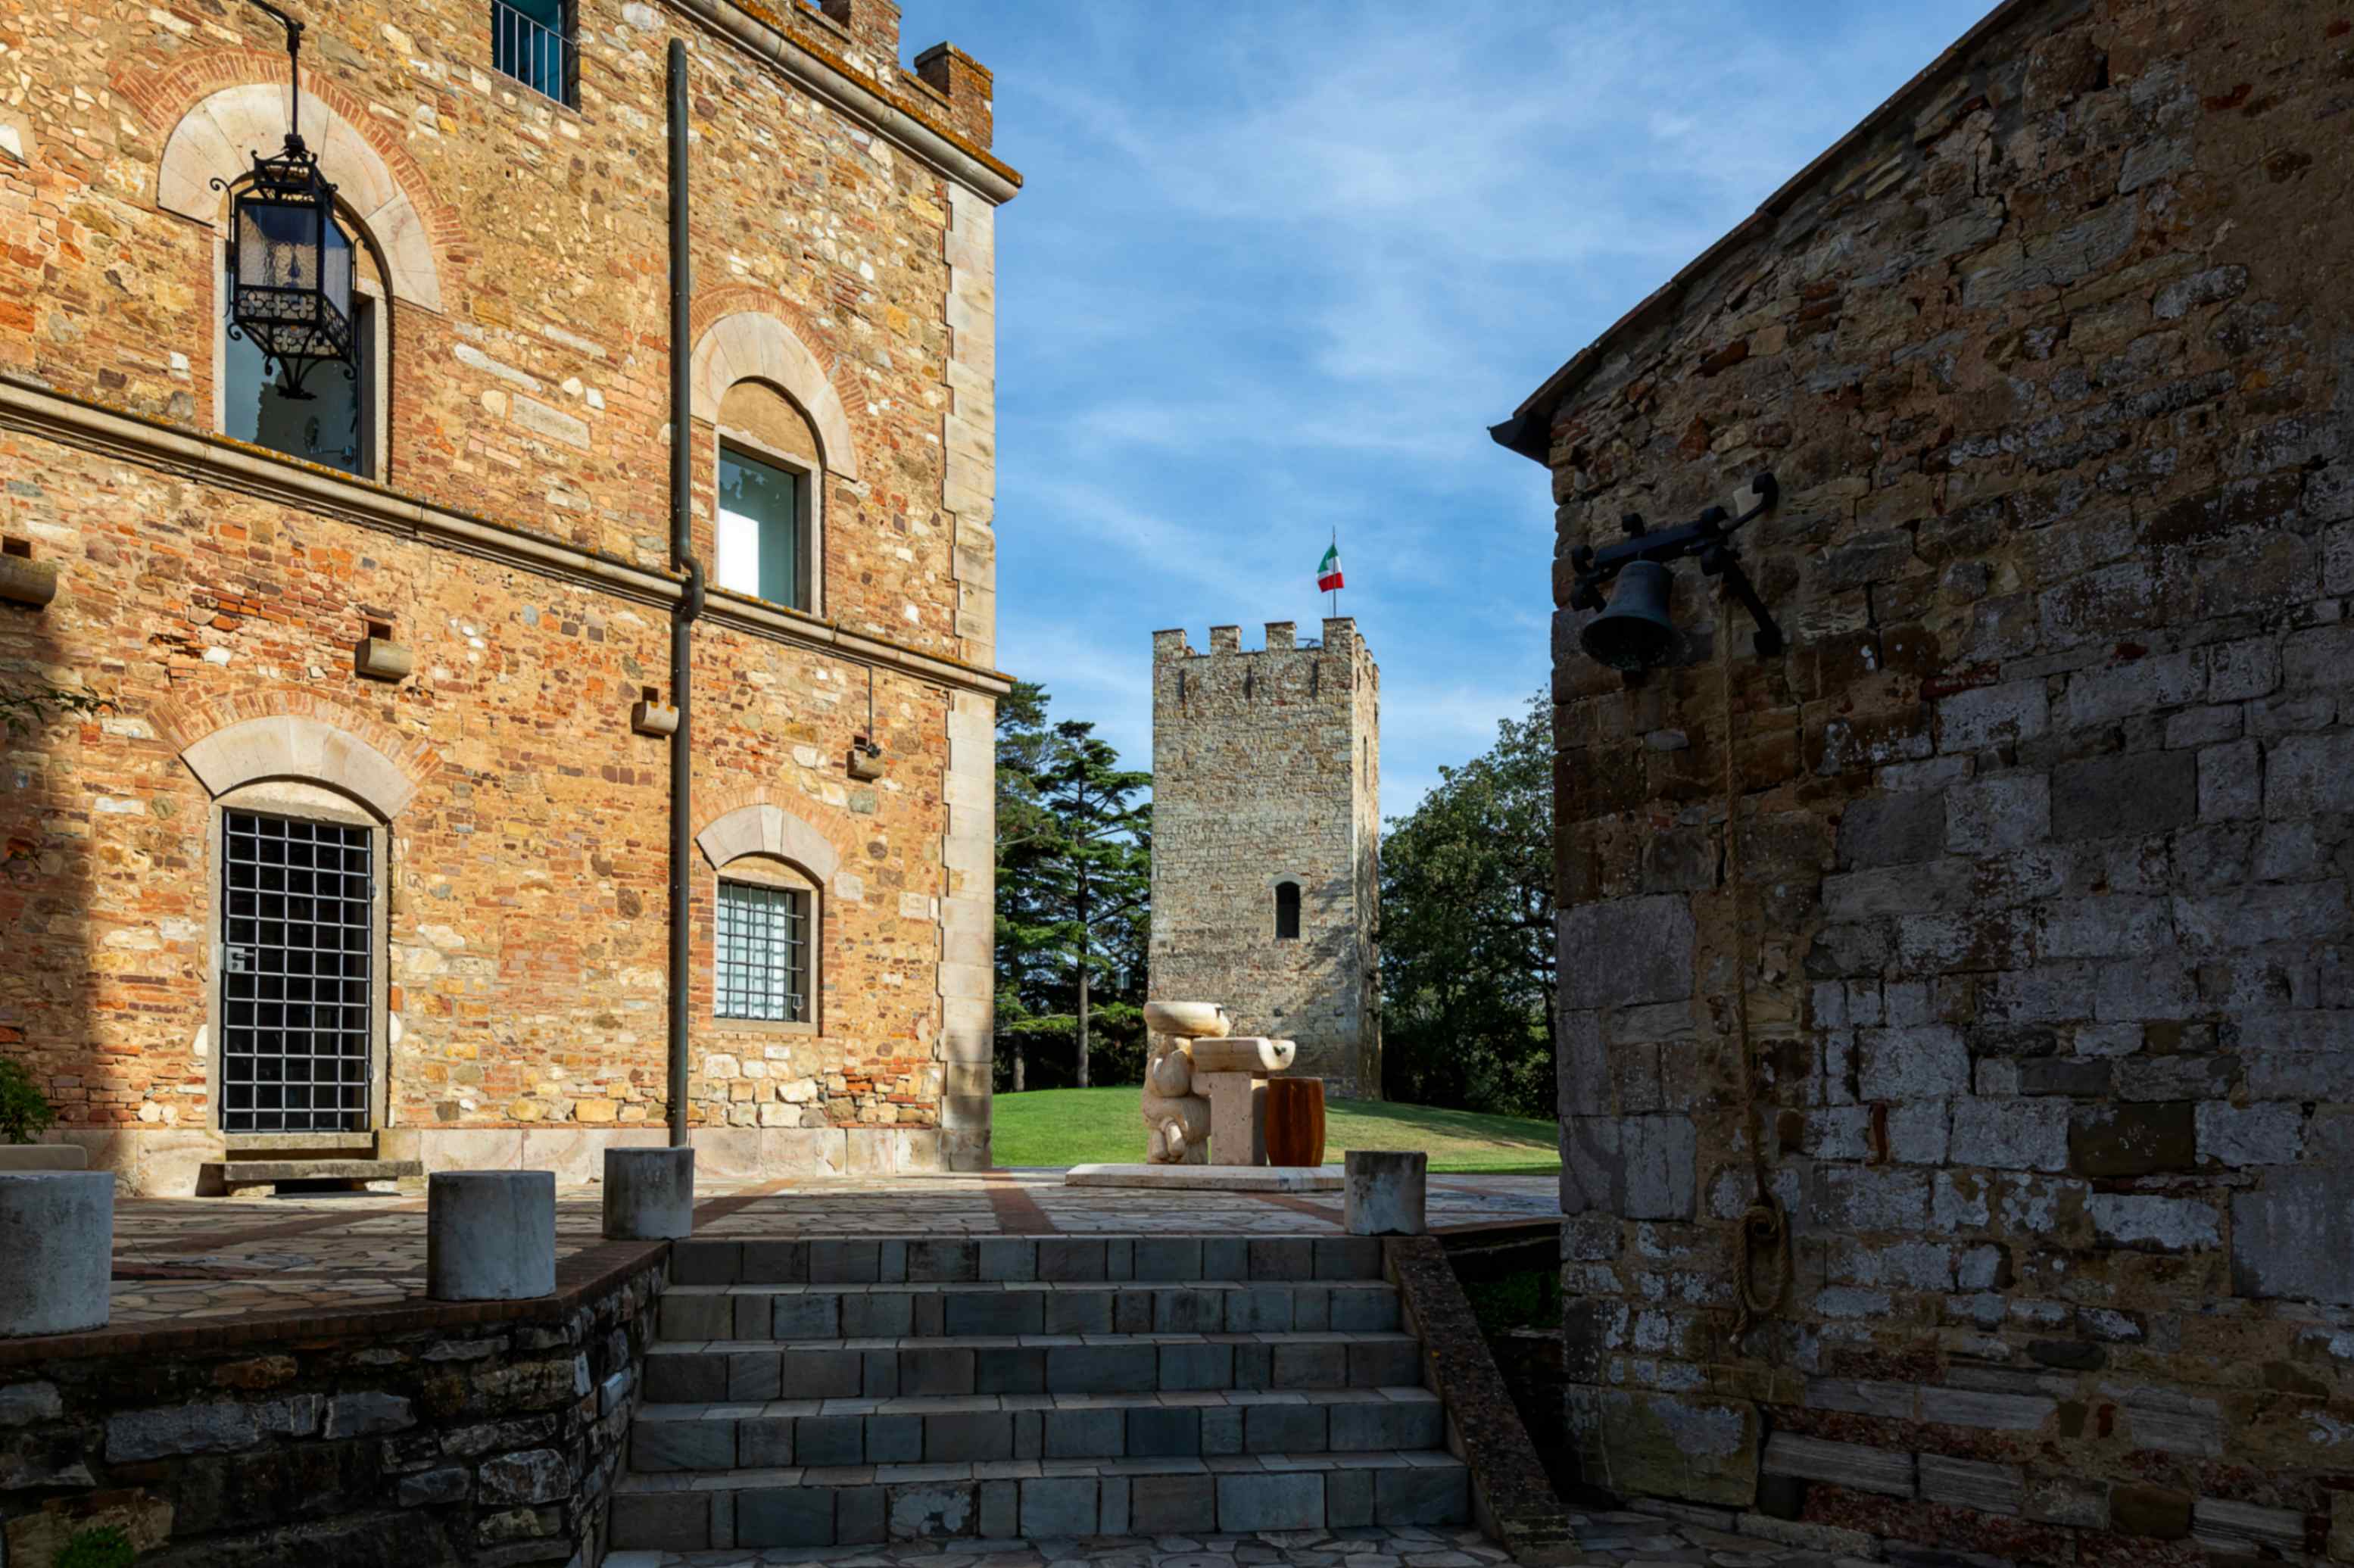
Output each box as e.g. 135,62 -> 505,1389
896,0 -> 1995,811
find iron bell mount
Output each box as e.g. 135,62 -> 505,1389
1568,474 -> 1785,674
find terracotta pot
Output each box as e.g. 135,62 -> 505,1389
1264,1077 -> 1326,1168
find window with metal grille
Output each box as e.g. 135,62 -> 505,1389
492,0 -> 578,107
1275,880 -> 1302,940
716,880 -> 811,1023
220,811 -> 374,1133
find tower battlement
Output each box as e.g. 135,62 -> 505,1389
1148,616 -> 1380,1099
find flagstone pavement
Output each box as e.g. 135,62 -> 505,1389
101,1169 -> 1561,1328
602,1509 -> 1901,1567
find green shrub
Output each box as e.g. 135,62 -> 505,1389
0,1057 -> 55,1145
54,1525 -> 136,1568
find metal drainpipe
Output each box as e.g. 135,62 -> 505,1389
666,37 -> 705,1149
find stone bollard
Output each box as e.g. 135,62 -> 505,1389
1344,1150 -> 1427,1236
427,1170 -> 557,1301
603,1146 -> 694,1240
0,1171 -> 114,1336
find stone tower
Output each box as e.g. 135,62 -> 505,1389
1149,618 -> 1380,1099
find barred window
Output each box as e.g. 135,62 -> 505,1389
716,879 -> 810,1023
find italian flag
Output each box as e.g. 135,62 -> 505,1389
1317,541 -> 1345,592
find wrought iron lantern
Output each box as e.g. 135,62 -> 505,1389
212,2 -> 354,402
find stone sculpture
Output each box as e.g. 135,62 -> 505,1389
1140,1000 -> 1226,1164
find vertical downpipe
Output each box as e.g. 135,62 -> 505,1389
666,39 -> 703,1149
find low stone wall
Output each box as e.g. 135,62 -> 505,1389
0,1241 -> 663,1567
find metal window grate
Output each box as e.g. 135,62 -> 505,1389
491,0 -> 577,107
716,881 -> 809,1023
220,811 -> 374,1133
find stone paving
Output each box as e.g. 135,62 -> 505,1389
95,1171 -> 1558,1328
606,1523 -> 1514,1566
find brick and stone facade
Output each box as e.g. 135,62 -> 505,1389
1497,0 -> 2354,1560
0,0 -> 1014,1190
1149,621 -> 1380,1099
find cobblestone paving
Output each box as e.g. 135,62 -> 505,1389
97,1172 -> 1557,1327
606,1524 -> 1514,1566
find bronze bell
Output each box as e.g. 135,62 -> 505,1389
1580,560 -> 1677,672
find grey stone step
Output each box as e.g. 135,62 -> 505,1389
629,1387 -> 1445,1471
643,1331 -> 1426,1403
672,1234 -> 1386,1288
608,1449 -> 1470,1549
198,1158 -> 420,1195
656,1278 -> 1402,1342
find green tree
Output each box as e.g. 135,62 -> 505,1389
1378,690 -> 1556,1117
993,685 -> 1152,1089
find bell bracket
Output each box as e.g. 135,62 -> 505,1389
1567,472 -> 1785,659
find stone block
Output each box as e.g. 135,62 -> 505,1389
2053,751 -> 2196,839
1950,1097 -> 2071,1171
1374,1464 -> 1470,1526
2231,1164 -> 2354,1305
1018,1475 -> 1099,1536
737,1486 -> 833,1548
1344,1149 -> 1426,1234
1592,1390 -> 1761,1508
1763,1432 -> 1915,1497
1216,1470 -> 1324,1532
2071,1102 -> 2197,1176
1859,1026 -> 1970,1101
1839,791 -> 1947,868
1203,1071 -> 1267,1165
1130,1473 -> 1214,1534
1561,895 -> 1694,1009
1945,774 -> 2050,854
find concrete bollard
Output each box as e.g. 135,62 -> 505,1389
603,1146 -> 694,1240
0,1171 -> 114,1336
427,1171 -> 557,1301
1344,1150 -> 1427,1236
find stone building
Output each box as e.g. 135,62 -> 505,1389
1494,0 -> 2354,1560
0,0 -> 1014,1192
1149,619 -> 1380,1099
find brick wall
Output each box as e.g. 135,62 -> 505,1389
1518,0 -> 2354,1560
1149,620 -> 1380,1099
0,0 -> 1012,1186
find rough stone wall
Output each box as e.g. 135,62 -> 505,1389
0,0 -> 1011,1186
0,1254 -> 661,1568
1149,619 -> 1380,1099
1536,1 -> 2354,1561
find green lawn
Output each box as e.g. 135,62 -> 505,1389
992,1086 -> 1561,1174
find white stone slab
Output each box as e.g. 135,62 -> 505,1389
1064,1163 -> 1341,1192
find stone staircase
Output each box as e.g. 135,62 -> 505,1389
609,1233 -> 1475,1551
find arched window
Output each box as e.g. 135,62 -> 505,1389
713,853 -> 821,1031
1274,880 -> 1302,941
220,201 -> 389,480
715,380 -> 825,614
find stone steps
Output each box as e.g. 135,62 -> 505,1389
630,1386 -> 1447,1470
621,1233 -> 1472,1551
198,1157 -> 420,1195
643,1330 -> 1427,1402
606,1449 -> 1473,1550
655,1277 -> 1404,1340
670,1233 -> 1386,1286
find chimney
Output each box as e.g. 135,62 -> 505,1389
912,42 -> 994,149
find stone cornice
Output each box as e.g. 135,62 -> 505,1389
672,0 -> 1022,206
0,375 -> 1013,700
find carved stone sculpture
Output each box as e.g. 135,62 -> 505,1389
1140,1001 -> 1226,1164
